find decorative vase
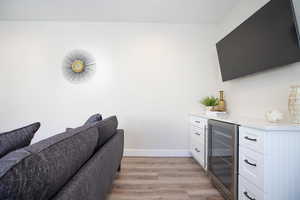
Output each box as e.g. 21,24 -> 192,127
288,85 -> 300,124
214,90 -> 226,112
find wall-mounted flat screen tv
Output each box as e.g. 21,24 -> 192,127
291,0 -> 300,46
216,0 -> 300,81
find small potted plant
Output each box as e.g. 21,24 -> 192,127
200,96 -> 219,112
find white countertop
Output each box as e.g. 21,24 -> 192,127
190,112 -> 300,132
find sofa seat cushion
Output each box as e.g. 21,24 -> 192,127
0,122 -> 40,158
0,125 -> 99,200
93,116 -> 118,147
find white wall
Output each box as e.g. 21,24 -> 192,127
216,0 -> 300,119
0,21 -> 219,152
2,0 -> 295,154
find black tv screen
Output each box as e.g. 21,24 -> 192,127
216,0 -> 300,81
291,0 -> 300,46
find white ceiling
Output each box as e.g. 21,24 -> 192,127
0,0 -> 238,24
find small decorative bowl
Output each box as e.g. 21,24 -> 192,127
265,110 -> 283,123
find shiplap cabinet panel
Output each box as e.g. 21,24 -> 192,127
239,127 -> 300,200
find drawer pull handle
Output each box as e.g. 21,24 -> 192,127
194,132 -> 201,136
243,191 -> 256,200
244,159 -> 257,167
195,121 -> 201,123
195,148 -> 200,153
244,136 -> 257,142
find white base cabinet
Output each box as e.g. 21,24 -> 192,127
190,113 -> 300,200
238,126 -> 300,200
189,116 -> 207,170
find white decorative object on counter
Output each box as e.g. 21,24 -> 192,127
265,110 -> 283,123
288,85 -> 300,124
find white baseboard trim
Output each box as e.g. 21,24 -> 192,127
124,149 -> 192,157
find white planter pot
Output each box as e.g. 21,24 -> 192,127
206,106 -> 213,113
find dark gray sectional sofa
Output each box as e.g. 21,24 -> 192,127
0,116 -> 124,200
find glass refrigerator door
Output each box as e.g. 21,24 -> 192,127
210,124 -> 234,190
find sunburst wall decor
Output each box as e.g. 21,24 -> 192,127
62,49 -> 96,83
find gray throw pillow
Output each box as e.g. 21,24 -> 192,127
67,115 -> 118,148
84,114 -> 102,125
66,114 -> 102,131
93,116 -> 118,147
0,122 -> 40,158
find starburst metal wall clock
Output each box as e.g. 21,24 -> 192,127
62,50 -> 96,83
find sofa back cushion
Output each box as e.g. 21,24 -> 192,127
0,122 -> 40,158
52,130 -> 124,200
93,116 -> 118,147
0,125 -> 99,200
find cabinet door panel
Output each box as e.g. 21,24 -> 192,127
240,127 -> 264,154
239,146 -> 264,190
239,176 -> 264,200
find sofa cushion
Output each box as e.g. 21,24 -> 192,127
0,125 -> 99,200
0,122 -> 40,158
66,113 -> 102,132
93,116 -> 118,147
52,130 -> 124,200
84,113 -> 102,125
0,149 -> 31,179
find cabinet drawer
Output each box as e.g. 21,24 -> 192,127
190,139 -> 205,168
240,127 -> 265,154
239,176 -> 264,200
239,146 -> 264,190
190,116 -> 206,128
190,126 -> 205,144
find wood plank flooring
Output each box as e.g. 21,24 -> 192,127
107,157 -> 224,200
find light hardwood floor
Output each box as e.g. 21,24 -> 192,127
107,157 -> 224,200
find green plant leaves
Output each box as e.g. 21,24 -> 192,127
200,96 -> 219,106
